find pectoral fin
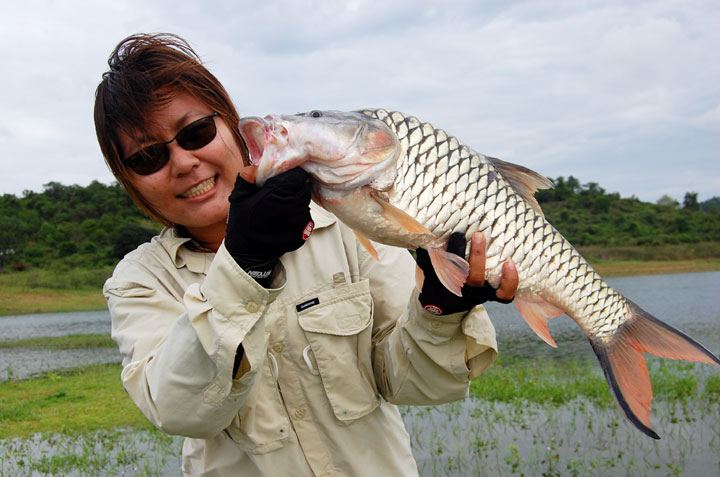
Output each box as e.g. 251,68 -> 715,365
370,192 -> 435,235
352,230 -> 379,261
428,247 -> 470,297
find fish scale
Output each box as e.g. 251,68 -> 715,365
361,108 -> 621,332
239,107 -> 720,439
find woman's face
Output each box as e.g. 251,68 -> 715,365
119,93 -> 244,245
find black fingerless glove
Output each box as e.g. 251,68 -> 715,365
225,168 -> 314,287
417,232 -> 513,315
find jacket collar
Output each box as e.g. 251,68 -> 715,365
157,201 -> 337,273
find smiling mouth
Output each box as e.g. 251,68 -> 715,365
180,176 -> 216,199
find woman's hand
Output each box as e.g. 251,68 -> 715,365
417,231 -> 519,315
224,167 -> 314,286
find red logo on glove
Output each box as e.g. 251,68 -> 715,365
423,304 -> 443,315
302,221 -> 314,240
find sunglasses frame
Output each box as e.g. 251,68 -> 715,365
123,112 -> 220,175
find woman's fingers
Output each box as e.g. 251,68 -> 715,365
466,232 -> 486,286
496,260 -> 519,300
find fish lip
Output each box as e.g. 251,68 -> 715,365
238,116 -> 271,166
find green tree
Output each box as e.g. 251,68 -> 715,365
0,216 -> 24,272
112,223 -> 158,259
656,195 -> 679,208
683,192 -> 699,211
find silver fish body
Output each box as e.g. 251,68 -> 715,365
238,108 -> 720,439
360,109 -> 627,339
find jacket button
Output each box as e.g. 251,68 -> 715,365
431,320 -> 442,329
246,301 -> 259,313
294,408 -> 306,419
272,343 -> 284,353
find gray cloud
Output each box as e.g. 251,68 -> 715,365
1,0 -> 718,202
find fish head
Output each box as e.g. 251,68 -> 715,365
238,110 -> 400,189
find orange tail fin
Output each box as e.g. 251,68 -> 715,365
590,299 -> 720,440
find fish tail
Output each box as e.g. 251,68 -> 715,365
590,299 -> 720,440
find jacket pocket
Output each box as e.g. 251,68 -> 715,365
297,276 -> 379,422
224,351 -> 290,454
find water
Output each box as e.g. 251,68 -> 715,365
401,397 -> 720,476
1,347 -> 121,382
1,272 -> 719,476
0,310 -> 117,381
0,310 -> 111,342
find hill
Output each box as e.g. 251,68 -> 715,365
0,178 -> 718,273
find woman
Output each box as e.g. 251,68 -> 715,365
95,33 -> 517,476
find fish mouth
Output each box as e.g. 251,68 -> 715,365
237,112 -> 401,189
238,116 -> 293,186
238,116 -> 272,166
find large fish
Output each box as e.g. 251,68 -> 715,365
238,109 -> 719,439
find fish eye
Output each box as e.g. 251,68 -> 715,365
310,110 -> 323,118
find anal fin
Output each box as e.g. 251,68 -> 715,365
514,295 -> 564,348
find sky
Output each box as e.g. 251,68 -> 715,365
1,0 -> 718,203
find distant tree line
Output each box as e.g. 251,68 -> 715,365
0,181 -> 159,272
0,178 -> 718,272
536,176 -> 720,247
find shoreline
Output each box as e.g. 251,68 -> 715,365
1,258 -> 719,317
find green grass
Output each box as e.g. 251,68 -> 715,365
0,285 -> 106,317
0,334 -> 116,349
0,266 -> 114,290
471,356 -> 717,407
471,357 -> 613,406
591,258 -> 720,277
0,266 -> 111,316
0,364 -> 152,439
578,241 -> 720,262
2,353 -> 715,440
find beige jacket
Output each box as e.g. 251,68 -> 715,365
105,203 -> 498,477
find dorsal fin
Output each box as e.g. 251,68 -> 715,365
487,157 -> 553,216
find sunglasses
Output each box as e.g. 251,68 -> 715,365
123,112 -> 221,175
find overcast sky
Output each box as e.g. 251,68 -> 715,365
1,0 -> 718,203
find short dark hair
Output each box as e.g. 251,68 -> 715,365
94,33 -> 248,226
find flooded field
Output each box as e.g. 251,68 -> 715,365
0,310 -> 117,382
1,396 -> 717,476
1,271 -> 718,475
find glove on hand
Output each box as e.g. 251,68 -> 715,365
417,232 -> 513,315
225,168 -> 314,287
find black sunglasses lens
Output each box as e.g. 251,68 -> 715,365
124,113 -> 218,175
127,144 -> 169,175
176,116 -> 217,150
